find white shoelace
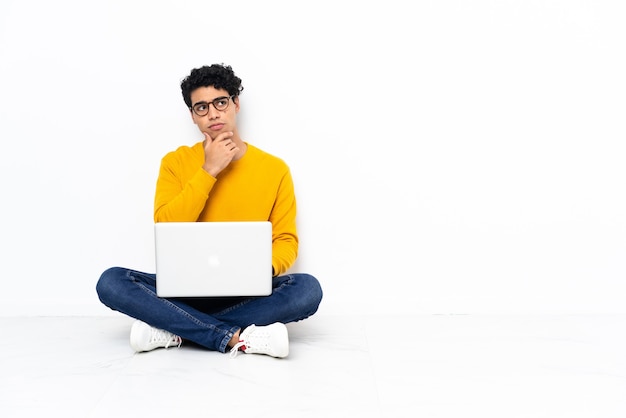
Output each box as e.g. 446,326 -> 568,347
229,324 -> 256,358
229,341 -> 245,358
150,328 -> 182,349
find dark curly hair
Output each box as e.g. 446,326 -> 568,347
180,64 -> 244,109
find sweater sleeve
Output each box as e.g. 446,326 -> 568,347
154,151 -> 216,223
269,167 -> 299,276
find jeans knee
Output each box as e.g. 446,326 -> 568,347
299,273 -> 323,313
95,266 -> 125,304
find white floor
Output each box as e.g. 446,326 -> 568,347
1,314 -> 625,417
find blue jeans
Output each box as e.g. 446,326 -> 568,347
96,267 -> 323,353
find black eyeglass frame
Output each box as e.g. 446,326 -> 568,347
190,95 -> 235,116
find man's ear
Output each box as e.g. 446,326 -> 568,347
234,96 -> 240,112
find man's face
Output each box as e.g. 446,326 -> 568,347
189,86 -> 240,140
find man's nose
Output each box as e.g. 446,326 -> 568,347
207,104 -> 220,118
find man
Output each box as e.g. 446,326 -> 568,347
96,64 -> 323,358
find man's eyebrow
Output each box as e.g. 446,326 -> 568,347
192,96 -> 229,107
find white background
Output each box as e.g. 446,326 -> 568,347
0,0 -> 624,316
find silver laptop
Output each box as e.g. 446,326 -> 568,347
154,221 -> 272,297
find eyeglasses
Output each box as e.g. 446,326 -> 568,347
191,95 -> 234,116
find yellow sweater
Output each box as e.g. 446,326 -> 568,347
154,142 -> 298,276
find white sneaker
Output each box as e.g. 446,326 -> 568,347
130,320 -> 182,352
229,322 -> 289,358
